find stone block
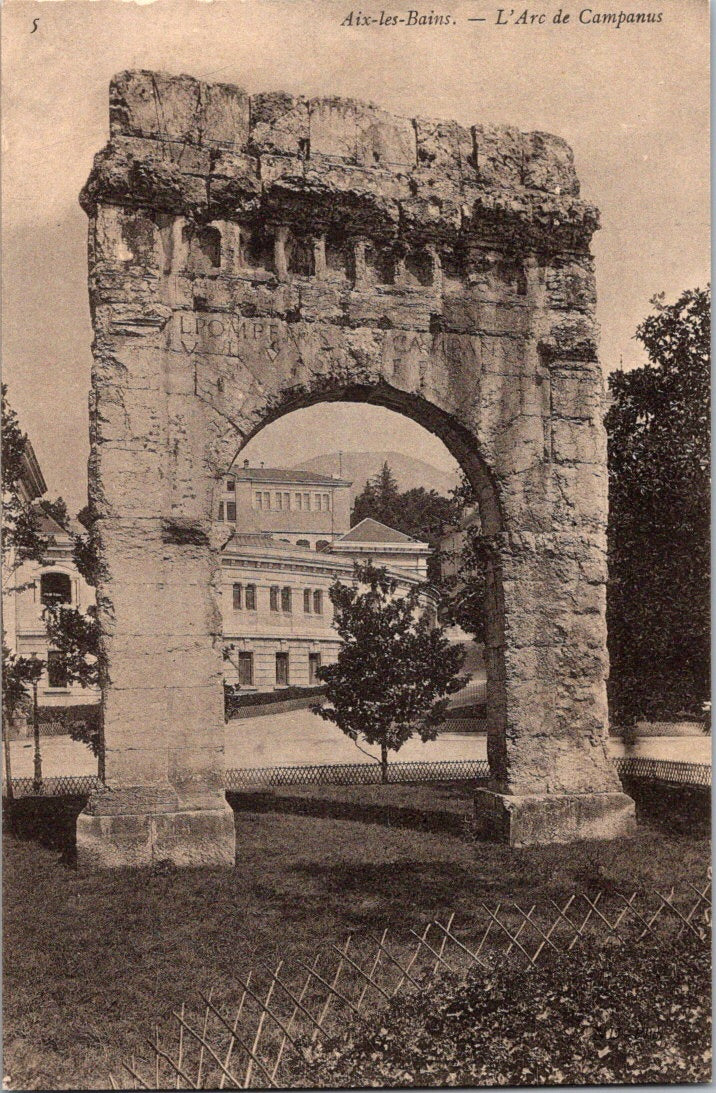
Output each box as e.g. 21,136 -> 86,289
474,789 -> 636,847
471,123 -> 525,188
76,799 -> 235,869
201,81 -> 250,148
545,258 -> 596,312
110,71 -> 204,143
550,367 -> 604,421
414,117 -> 473,177
250,92 -> 310,156
355,106 -> 415,169
109,71 -> 249,151
309,97 -> 359,160
552,418 -> 606,465
523,131 -> 580,197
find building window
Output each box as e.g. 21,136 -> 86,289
40,572 -> 72,607
226,501 -> 237,522
313,590 -> 323,614
323,494 -> 331,511
245,584 -> 256,611
238,651 -> 253,686
296,539 -> 310,548
283,492 -> 290,510
47,650 -> 69,689
303,588 -> 312,613
309,652 -> 322,684
232,583 -> 242,610
270,586 -> 279,612
217,501 -> 225,521
254,493 -> 263,510
263,491 -> 271,509
303,493 -> 310,511
275,651 -> 289,686
316,540 -> 329,553
295,493 -> 302,510
281,586 -> 292,613
275,492 -> 283,510
226,478 -> 235,492
314,493 -> 321,510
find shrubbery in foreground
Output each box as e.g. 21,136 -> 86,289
296,934 -> 710,1087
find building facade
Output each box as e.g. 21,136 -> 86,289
4,454 -> 433,702
2,443 -> 99,711
216,463 -> 352,551
219,466 -> 434,693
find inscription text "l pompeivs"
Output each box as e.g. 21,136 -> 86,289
176,314 -> 283,356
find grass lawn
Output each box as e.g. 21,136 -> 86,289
3,782 -> 710,1090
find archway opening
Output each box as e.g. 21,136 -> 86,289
214,393 -> 502,775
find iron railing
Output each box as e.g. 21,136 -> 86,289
3,757 -> 710,799
615,756 -> 711,788
224,758 -> 488,789
2,774 -> 104,798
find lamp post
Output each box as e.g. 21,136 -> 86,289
30,651 -> 43,794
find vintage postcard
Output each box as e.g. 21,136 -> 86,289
2,0 -> 710,1088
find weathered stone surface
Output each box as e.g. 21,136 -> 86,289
78,71 -> 624,867
523,131 -> 580,197
474,789 -> 636,847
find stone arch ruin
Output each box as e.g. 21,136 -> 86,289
77,71 -> 635,867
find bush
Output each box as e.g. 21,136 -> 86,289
294,933 -> 711,1087
224,684 -> 325,717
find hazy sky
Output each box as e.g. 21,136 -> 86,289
2,0 -> 709,513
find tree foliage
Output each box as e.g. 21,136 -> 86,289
1,387 -> 51,728
351,461 -> 459,583
44,606 -> 102,754
313,562 -> 467,779
606,286 -> 710,724
1,385 -> 48,580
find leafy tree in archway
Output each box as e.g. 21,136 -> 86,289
606,286 -> 710,725
313,562 -> 467,781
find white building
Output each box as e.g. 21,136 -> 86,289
219,469 -> 435,693
4,447 -> 435,702
2,441 -> 99,709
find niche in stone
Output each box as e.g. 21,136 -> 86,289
404,249 -> 434,288
285,232 -> 315,277
184,224 -> 222,275
241,225 -> 275,275
365,243 -> 395,285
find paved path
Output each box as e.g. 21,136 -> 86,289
6,706 -> 712,779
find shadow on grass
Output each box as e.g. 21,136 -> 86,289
227,785 -> 475,838
3,795 -> 86,862
3,779 -> 708,865
624,780 -> 710,837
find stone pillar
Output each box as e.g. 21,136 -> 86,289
475,531 -> 635,846
76,203 -> 234,869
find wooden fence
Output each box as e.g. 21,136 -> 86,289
114,874 -> 711,1090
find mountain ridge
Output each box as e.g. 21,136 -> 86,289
292,450 -> 459,500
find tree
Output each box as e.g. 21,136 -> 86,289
438,523 -> 494,644
606,286 -> 710,725
351,464 -> 458,582
42,507 -> 104,762
44,605 -> 102,757
312,562 -> 467,781
351,461 -> 401,527
1,385 -> 48,581
1,387 -> 50,784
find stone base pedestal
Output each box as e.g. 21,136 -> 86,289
474,787 -> 636,848
76,795 -> 236,869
